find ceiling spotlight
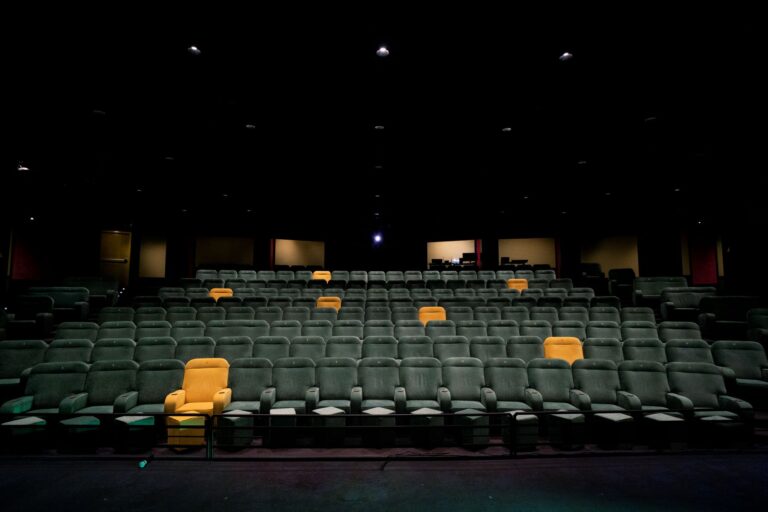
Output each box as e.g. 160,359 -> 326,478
188,45 -> 201,56
245,123 -> 256,130
374,212 -> 380,216
376,46 -> 390,57
577,160 -> 587,165
561,211 -> 567,215
29,216 -> 35,221
164,156 -> 175,161
374,194 -> 381,198
92,109 -> 106,116
136,188 -> 143,193
222,193 -> 229,198
374,165 -> 383,169
374,125 -> 385,130
559,52 -> 573,61
501,127 -> 512,132
373,233 -> 383,243
16,161 -> 29,172
697,220 -> 702,225
674,188 -> 681,192
644,116 -> 657,123
605,192 -> 612,196
180,209 -> 188,213
523,196 -> 529,200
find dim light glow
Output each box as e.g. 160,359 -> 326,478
376,46 -> 390,57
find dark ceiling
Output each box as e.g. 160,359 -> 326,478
4,6 -> 766,238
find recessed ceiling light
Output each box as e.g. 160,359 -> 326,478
92,109 -> 106,116
674,188 -> 681,192
373,233 -> 383,243
577,160 -> 587,165
559,52 -> 573,61
164,156 -> 175,161
376,46 -> 390,57
222,193 -> 229,198
374,212 -> 380,216
29,216 -> 35,221
644,116 -> 657,122
181,209 -> 188,213
246,209 -> 252,213
188,45 -> 201,56
697,220 -> 702,225
245,123 -> 256,130
374,165 -> 383,169
374,194 -> 380,198
136,188 -> 143,193
501,127 -> 512,132
374,125 -> 385,130
16,161 -> 29,172
523,196 -> 529,200
605,192 -> 611,196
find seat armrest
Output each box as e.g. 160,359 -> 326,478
718,366 -> 736,381
481,387 -> 497,412
524,388 -> 543,411
306,387 -> 319,412
213,388 -> 232,416
394,387 -> 406,414
260,387 -> 275,413
59,392 -> 89,414
719,395 -> 754,420
74,301 -> 90,320
569,389 -> 591,411
616,391 -> 641,411
164,389 -> 186,414
666,392 -> 694,412
762,368 -> 768,381
437,387 -> 451,412
114,391 -> 138,413
0,395 -> 34,414
350,386 -> 363,414
660,301 -> 674,320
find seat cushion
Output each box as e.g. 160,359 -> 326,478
28,408 -> 60,414
496,401 -> 531,412
641,405 -> 669,412
77,405 -> 114,414
406,400 -> 440,412
127,403 -> 165,414
225,401 -> 261,413
542,402 -> 579,411
318,399 -> 351,412
450,400 -> 485,412
592,403 -> 625,412
273,400 -> 306,413
177,402 -> 213,415
693,410 -> 739,419
362,399 -> 395,410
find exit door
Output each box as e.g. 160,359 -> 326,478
100,231 -> 131,287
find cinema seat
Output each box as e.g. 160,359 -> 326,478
543,337 -> 583,365
60,360 -> 139,415
164,358 -> 230,416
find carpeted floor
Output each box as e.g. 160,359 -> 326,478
1,451 -> 767,511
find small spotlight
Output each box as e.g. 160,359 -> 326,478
523,196 -> 529,200
29,216 -> 35,221
164,156 -> 175,161
17,161 -> 29,172
376,46 -> 390,57
501,127 -> 512,132
605,192 -> 611,196
373,233 -> 383,243
374,165 -> 383,169
674,188 -> 681,192
245,123 -> 256,130
188,45 -> 201,56
577,160 -> 587,165
559,52 -> 573,61
374,125 -> 385,130
136,188 -> 143,193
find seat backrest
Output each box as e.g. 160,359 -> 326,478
0,340 -> 48,379
433,336 -> 470,361
621,321 -> 659,341
26,361 -> 89,408
486,319 -> 520,340
316,357 -> 358,399
425,320 -> 456,339
85,360 -> 139,405
530,307 -> 558,324
97,321 -> 136,340
214,336 -> 254,361
623,338 -> 667,363
91,338 -> 136,362
469,336 -> 506,363
44,339 -> 94,363
364,320 -> 394,338
399,357 -> 442,400
559,307 -> 589,324
167,307 -> 198,323
520,320 -> 553,340
289,336 -> 326,363
333,320 -> 364,338
583,338 -> 623,363
711,340 -> 768,379
170,320 -> 206,339
589,307 -> 620,324
419,306 -> 446,325
270,320 -> 302,341
98,307 -> 135,324
136,359 -> 185,404
134,307 -> 168,323
665,339 -> 713,364
658,321 -> 702,342
398,336 -> 434,358
618,360 -> 669,407
56,322 -> 99,341
620,307 -> 656,323
205,319 -> 270,341
666,362 -> 726,408
634,277 -> 688,296
312,270 -> 332,283
572,359 -> 620,405
553,321 -> 586,341
182,358 -> 230,402
507,336 -> 544,362
325,336 -> 363,359
272,357 -> 316,401
358,357 -> 399,399
526,358 -> 574,402
506,279 -> 528,292
136,321 -> 173,340
543,337 -> 583,365
175,336 -> 216,363
502,306 -> 530,323
442,357 -> 484,400
252,336 -> 291,362
134,337 -> 177,363
586,321 -> 621,341
362,336 -> 398,358
484,357 -> 528,402
317,296 -> 342,311
229,358 -> 273,401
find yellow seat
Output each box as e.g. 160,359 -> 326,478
506,278 -> 528,291
419,306 -> 447,326
209,288 -> 233,301
312,270 -> 332,283
164,358 -> 230,417
543,337 -> 584,365
317,296 -> 342,311
167,412 -> 206,447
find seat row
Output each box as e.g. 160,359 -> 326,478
54,318 -> 698,345
1,356 -> 756,426
99,304 -> 653,325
